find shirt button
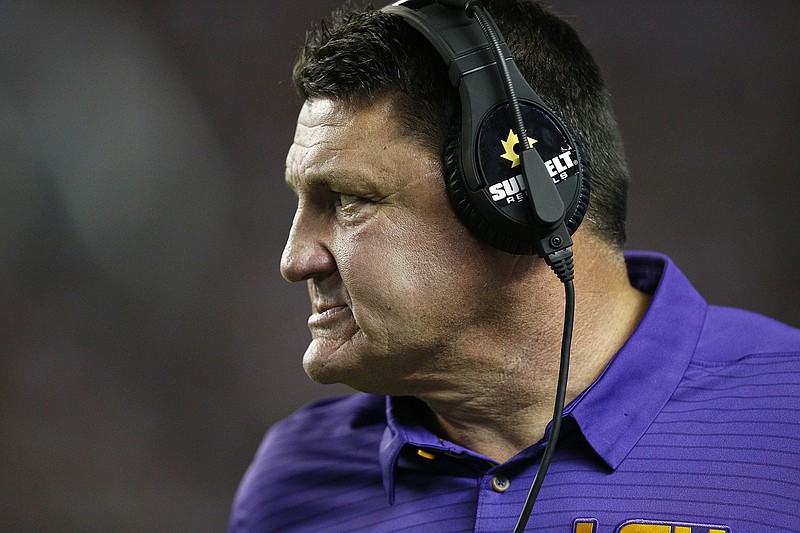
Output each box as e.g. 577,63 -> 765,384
491,475 -> 510,493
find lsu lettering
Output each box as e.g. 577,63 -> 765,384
574,519 -> 598,533
573,519 -> 730,533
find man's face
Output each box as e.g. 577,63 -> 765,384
281,97 -> 517,394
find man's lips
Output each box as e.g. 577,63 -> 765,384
312,300 -> 347,314
308,303 -> 351,328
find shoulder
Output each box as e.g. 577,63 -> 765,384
695,305 -> 800,363
242,392 -> 386,473
229,393 -> 387,532
267,392 -> 387,445
678,305 -> 800,416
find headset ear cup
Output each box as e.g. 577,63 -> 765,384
442,119 -> 535,255
443,115 -> 591,253
559,123 -> 591,235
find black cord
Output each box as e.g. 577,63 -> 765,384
468,3 -> 530,152
465,4 -> 575,530
512,277 -> 573,532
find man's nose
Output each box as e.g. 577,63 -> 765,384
280,207 -> 336,283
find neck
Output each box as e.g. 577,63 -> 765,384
417,236 -> 651,463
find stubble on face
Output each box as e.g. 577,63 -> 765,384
284,96 -> 517,395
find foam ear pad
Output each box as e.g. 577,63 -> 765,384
443,109 -> 591,255
561,126 -> 591,235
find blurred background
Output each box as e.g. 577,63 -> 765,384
1,1 -> 798,531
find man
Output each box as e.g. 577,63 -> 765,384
230,1 -> 800,531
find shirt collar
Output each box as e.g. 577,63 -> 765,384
379,403 -> 403,504
379,395 -> 487,503
565,251 -> 707,468
378,251 -> 708,499
380,397 -> 434,504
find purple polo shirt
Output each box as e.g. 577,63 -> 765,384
230,252 -> 800,532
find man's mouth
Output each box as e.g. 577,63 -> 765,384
308,303 -> 351,329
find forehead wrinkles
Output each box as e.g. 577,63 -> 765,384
285,104 -> 350,189
284,96 -> 440,197
285,99 -> 377,192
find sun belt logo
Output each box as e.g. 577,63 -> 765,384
494,129 -> 577,205
500,129 -> 537,168
544,150 -> 578,182
489,174 -> 527,204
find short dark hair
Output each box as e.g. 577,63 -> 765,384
293,0 -> 630,247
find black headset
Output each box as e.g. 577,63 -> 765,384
382,0 -> 590,263
381,2 -> 586,530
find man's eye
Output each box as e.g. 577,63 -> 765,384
335,193 -> 364,209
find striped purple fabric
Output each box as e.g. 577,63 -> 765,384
230,252 -> 800,532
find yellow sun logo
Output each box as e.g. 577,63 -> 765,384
500,129 -> 537,168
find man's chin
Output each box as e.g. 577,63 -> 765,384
302,338 -> 358,385
302,338 -> 392,392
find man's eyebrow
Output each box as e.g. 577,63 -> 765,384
285,168 -> 378,195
